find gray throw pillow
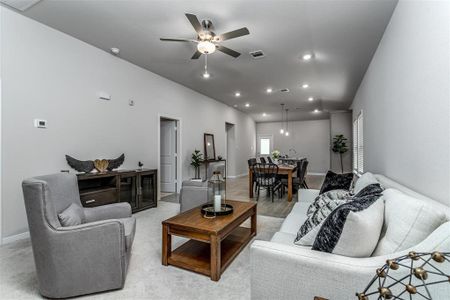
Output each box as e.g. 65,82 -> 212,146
58,203 -> 85,227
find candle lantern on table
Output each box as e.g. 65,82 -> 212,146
202,171 -> 233,218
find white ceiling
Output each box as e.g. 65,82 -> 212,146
15,0 -> 397,122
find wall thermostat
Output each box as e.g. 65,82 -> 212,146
34,119 -> 47,128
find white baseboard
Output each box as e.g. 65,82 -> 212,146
308,172 -> 326,176
227,173 -> 247,179
1,231 -> 30,245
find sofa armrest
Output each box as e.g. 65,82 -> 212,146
37,220 -> 126,298
298,188 -> 319,203
251,222 -> 450,300
83,202 -> 132,222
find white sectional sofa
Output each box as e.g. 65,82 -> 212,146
250,174 -> 450,300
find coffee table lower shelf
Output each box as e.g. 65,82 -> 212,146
167,227 -> 253,278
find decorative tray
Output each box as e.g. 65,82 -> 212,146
201,203 -> 234,217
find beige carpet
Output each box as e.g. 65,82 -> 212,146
0,201 -> 283,299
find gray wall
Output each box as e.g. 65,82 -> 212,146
351,1 -> 450,205
1,9 -> 256,238
330,112 -> 352,173
256,120 -> 330,174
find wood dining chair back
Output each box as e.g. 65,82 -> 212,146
252,163 -> 282,202
266,157 -> 273,164
259,157 -> 266,164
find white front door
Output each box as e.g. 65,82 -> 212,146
257,134 -> 273,157
160,120 -> 176,192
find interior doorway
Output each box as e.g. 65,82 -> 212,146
225,122 -> 235,177
159,117 -> 179,198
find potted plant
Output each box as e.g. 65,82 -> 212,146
191,149 -> 203,179
271,150 -> 281,163
332,134 -> 349,173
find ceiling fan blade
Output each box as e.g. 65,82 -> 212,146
160,38 -> 196,43
185,13 -> 203,34
191,50 -> 202,59
217,45 -> 241,58
218,27 -> 250,41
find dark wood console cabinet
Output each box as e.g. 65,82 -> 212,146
77,169 -> 157,213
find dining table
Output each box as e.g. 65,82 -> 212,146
248,164 -> 297,202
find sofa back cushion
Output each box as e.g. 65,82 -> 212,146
372,188 -> 446,256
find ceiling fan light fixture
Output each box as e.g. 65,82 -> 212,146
202,71 -> 210,79
197,41 -> 216,54
308,97 -> 314,101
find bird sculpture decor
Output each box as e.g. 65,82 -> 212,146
65,153 -> 125,173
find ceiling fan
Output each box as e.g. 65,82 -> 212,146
160,13 -> 250,59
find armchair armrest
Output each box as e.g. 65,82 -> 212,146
36,219 -> 127,298
83,202 -> 132,222
250,222 -> 450,300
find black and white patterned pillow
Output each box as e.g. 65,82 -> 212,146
312,184 -> 385,257
319,171 -> 354,194
294,190 -> 352,246
306,189 -> 350,216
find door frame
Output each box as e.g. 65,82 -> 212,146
157,114 -> 182,201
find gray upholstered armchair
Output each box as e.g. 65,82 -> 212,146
22,173 -> 136,298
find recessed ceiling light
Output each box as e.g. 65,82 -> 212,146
302,83 -> 309,89
235,92 -> 241,97
302,53 -> 312,61
314,109 -> 320,113
245,103 -> 250,107
262,113 -> 267,117
110,47 -> 120,55
202,71 -> 210,79
308,97 -> 314,101
266,88 -> 273,93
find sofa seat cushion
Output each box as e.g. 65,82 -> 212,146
279,202 -> 310,235
372,189 -> 446,256
119,217 -> 136,251
271,232 -> 312,250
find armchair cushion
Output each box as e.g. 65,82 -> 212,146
58,203 -> 85,227
84,202 -> 132,223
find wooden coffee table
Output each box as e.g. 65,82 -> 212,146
162,200 -> 257,281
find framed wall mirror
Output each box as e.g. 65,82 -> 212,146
204,133 -> 216,161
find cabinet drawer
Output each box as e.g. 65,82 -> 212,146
80,190 -> 118,207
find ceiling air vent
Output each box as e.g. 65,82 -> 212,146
249,50 -> 265,59
280,88 -> 290,93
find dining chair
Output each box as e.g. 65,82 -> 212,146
259,157 -> 266,164
252,163 -> 282,202
267,157 -> 273,164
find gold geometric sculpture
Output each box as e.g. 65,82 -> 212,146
357,251 -> 450,300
